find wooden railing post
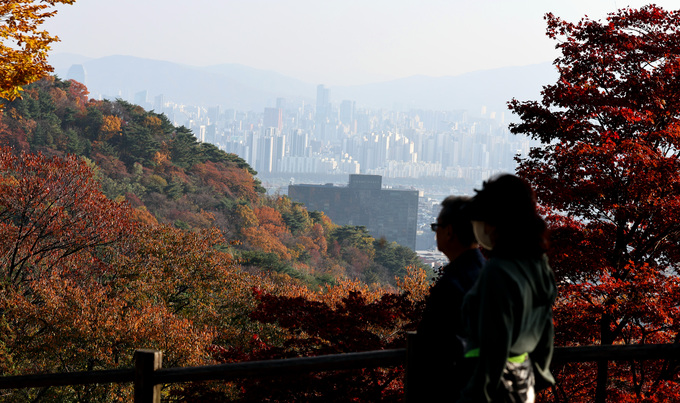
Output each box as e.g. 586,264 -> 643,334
134,349 -> 162,403
405,331 -> 418,403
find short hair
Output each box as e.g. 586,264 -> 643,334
468,174 -> 548,256
438,196 -> 477,246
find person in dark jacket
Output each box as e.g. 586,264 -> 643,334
412,196 -> 485,401
458,174 -> 557,403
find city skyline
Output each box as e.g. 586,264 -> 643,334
44,1 -> 678,86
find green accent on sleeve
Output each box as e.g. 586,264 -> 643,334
507,352 -> 529,363
464,348 -> 480,358
463,348 -> 528,363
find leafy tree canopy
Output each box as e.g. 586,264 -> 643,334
0,0 -> 75,103
510,5 -> 680,401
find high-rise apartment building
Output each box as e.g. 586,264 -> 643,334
290,129 -> 309,157
257,134 -> 274,173
134,90 -> 148,108
208,105 -> 221,125
153,94 -> 165,113
339,100 -> 356,134
263,107 -> 283,133
315,85 -> 331,142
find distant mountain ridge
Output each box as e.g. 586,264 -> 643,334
50,54 -> 557,116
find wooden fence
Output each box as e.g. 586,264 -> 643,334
2,333 -> 680,402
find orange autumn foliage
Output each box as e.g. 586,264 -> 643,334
0,149 -> 270,401
241,226 -> 292,261
254,206 -> 288,237
0,0 -> 76,103
100,115 -> 123,139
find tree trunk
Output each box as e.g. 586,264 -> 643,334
595,360 -> 609,403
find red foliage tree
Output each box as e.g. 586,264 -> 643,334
171,268 -> 432,402
509,6 -> 680,402
254,206 -> 288,237
209,289 -> 423,402
0,117 -> 30,152
0,148 -> 132,289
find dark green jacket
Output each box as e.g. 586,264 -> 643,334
458,254 -> 557,402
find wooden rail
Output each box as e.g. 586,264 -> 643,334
552,343 -> 680,362
2,336 -> 680,402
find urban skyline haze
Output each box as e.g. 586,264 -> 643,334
44,1 -> 678,86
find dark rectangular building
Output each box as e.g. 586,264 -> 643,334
288,174 -> 418,250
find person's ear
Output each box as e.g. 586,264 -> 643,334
472,221 -> 495,250
484,223 -> 497,242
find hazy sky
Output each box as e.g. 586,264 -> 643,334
45,1 -> 679,85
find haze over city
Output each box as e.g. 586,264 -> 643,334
41,1 -> 680,251
46,0 -> 677,86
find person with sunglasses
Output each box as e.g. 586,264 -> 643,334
412,196 -> 485,401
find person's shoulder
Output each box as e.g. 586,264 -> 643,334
481,256 -> 525,285
484,256 -> 514,272
486,255 -> 554,292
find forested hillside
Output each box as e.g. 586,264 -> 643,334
0,77 -> 431,401
0,76 -> 429,287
